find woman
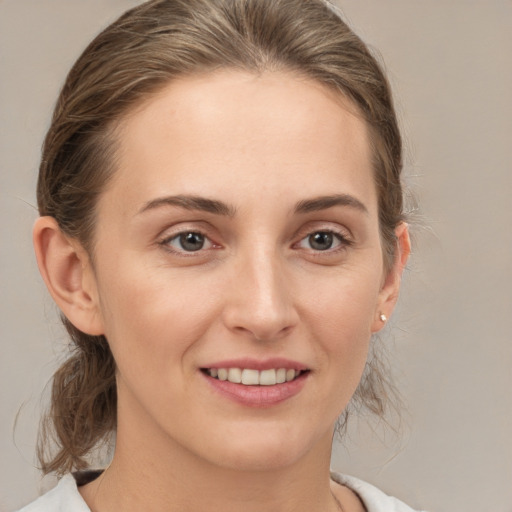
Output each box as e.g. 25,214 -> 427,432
20,0 -> 421,510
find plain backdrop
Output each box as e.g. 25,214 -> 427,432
1,1 -> 511,511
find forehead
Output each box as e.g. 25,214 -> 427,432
104,70 -> 376,215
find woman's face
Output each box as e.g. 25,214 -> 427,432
85,70 -> 402,471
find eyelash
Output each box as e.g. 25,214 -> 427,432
158,228 -> 352,256
159,229 -> 217,255
294,229 -> 353,257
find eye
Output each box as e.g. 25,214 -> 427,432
164,231 -> 213,252
297,231 -> 346,251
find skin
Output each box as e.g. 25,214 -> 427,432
34,70 -> 410,512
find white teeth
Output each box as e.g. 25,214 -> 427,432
207,367 -> 303,385
228,368 -> 242,383
259,369 -> 276,386
276,368 -> 286,384
241,369 -> 259,385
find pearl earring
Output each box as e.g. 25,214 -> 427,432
379,314 -> 387,322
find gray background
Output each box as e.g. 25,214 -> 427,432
1,1 -> 511,511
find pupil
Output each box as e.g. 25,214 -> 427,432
180,232 -> 204,251
309,232 -> 333,251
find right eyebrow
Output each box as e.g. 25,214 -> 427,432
137,195 -> 237,217
294,194 -> 369,215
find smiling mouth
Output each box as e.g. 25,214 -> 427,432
201,368 -> 307,386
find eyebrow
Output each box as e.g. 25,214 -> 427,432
138,193 -> 367,217
294,194 -> 368,214
138,195 -> 236,217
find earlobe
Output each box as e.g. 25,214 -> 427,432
371,222 -> 411,333
33,216 -> 104,336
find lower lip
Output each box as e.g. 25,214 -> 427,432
201,371 -> 309,408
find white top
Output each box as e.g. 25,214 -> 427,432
17,472 -> 426,512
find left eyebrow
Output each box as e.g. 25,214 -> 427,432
294,194 -> 369,215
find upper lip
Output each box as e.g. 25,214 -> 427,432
200,358 -> 309,371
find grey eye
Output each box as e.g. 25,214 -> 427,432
168,232 -> 210,252
308,232 -> 334,251
297,231 -> 345,252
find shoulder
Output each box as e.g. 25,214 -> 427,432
331,472 -> 427,512
16,474 -> 91,512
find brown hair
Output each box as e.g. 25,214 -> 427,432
37,0 -> 405,474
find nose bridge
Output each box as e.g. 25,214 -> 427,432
223,243 -> 297,341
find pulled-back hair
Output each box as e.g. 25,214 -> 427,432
37,0 -> 405,475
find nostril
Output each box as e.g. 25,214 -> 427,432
221,270 -> 299,340
233,323 -> 295,343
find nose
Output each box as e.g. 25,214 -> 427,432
221,249 -> 299,342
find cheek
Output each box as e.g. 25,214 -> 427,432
303,267 -> 382,390
304,263 -> 382,341
94,262 -> 220,382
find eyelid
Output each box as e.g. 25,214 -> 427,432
157,224 -> 221,255
294,221 -> 353,243
166,232 -> 213,252
291,223 -> 354,258
296,231 -> 346,250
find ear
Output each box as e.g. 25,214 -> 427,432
371,222 -> 411,333
33,216 -> 104,336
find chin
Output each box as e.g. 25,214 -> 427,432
194,421 -> 332,473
